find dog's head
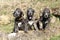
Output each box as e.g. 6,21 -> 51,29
13,8 -> 23,18
27,8 -> 35,20
42,8 -> 50,18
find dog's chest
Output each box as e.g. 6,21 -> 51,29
18,22 -> 22,27
28,21 -> 34,25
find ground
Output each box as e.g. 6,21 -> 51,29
0,0 -> 60,40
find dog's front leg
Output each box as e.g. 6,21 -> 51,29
13,23 -> 19,33
33,22 -> 39,31
24,23 -> 28,33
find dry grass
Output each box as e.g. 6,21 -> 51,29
0,0 -> 60,40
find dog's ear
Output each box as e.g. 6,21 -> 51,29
33,9 -> 35,13
40,16 -> 43,21
22,13 -> 24,16
27,9 -> 29,14
21,11 -> 24,16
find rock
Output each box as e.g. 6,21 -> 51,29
8,33 -> 17,40
53,10 -> 60,16
0,31 -> 8,40
8,33 -> 16,38
50,16 -> 56,23
51,7 -> 60,16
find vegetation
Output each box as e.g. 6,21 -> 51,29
0,0 -> 60,40
50,35 -> 60,40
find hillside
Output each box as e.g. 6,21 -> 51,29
0,0 -> 60,40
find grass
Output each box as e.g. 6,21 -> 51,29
50,35 -> 60,40
0,23 -> 14,33
0,0 -> 60,40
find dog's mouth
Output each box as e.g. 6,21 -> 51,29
44,13 -> 49,18
29,17 -> 32,19
44,15 -> 48,18
44,14 -> 48,18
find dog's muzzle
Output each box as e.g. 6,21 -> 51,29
44,13 -> 48,18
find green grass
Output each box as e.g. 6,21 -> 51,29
0,22 -> 14,33
0,10 -> 7,15
50,35 -> 60,40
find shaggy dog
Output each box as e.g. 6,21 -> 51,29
12,8 -> 27,33
37,8 -> 50,30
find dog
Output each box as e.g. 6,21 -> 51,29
12,8 -> 27,33
26,8 -> 38,30
37,8 -> 50,30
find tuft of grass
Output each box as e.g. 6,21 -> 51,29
50,35 -> 60,40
